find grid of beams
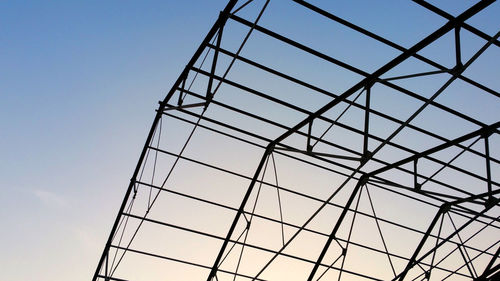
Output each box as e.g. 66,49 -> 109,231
93,1 -> 500,280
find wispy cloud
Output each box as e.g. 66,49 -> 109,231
33,189 -> 68,208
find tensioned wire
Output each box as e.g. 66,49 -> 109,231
246,14 -> 500,281
102,2 -> 500,278
106,0 -> 271,277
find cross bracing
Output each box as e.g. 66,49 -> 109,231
93,1 -> 500,280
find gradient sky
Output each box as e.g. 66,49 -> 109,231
0,1 -> 229,280
1,1 -> 498,281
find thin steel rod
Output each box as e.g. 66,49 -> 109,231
205,146 -> 273,281
292,0 -> 500,99
229,10 -> 500,130
118,215 -> 383,281
95,1 -> 499,280
412,0 -> 500,48
162,108 -> 499,228
91,1 -> 239,279
184,70 -> 500,192
479,245 -> 500,279
381,70 -> 447,81
369,121 -> 500,178
108,245 -> 267,281
207,44 -> 500,166
145,143 -> 498,251
131,179 -> 477,278
307,177 -> 366,281
395,198 -> 500,280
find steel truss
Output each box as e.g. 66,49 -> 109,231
93,1 -> 500,280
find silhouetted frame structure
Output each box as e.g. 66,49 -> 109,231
93,1 -> 500,280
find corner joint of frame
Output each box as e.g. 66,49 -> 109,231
359,174 -> 369,186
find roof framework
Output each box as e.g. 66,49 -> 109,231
93,1 -> 500,280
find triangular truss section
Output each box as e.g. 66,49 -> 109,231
93,1 -> 500,280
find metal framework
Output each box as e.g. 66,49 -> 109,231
93,1 -> 500,280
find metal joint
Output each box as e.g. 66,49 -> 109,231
360,151 -> 372,165
359,174 -> 369,186
451,63 -> 464,76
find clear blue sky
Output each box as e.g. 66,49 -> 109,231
0,1 -> 229,280
0,1 -> 498,281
